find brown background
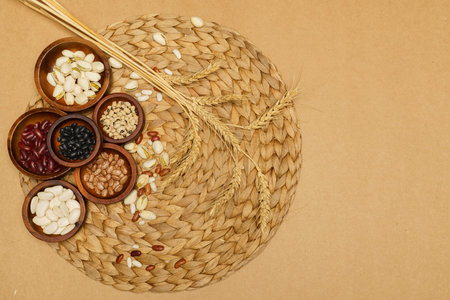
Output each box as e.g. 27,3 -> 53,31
0,0 -> 449,299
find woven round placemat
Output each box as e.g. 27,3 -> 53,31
19,14 -> 302,292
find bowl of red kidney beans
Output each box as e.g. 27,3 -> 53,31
8,108 -> 70,180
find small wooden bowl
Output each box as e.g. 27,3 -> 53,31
74,143 -> 137,204
34,37 -> 111,112
22,180 -> 86,242
7,108 -> 70,180
92,93 -> 145,144
47,114 -> 103,168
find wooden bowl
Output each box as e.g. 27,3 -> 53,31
74,143 -> 137,204
47,114 -> 103,168
7,108 -> 70,180
92,93 -> 145,144
22,180 -> 86,242
34,37 -> 111,112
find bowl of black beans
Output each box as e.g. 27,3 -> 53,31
46,114 -> 103,168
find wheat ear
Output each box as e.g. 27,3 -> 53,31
210,159 -> 242,215
192,94 -> 241,106
162,62 -> 221,85
161,119 -> 201,188
188,103 -> 241,152
171,125 -> 195,165
246,88 -> 298,130
256,170 -> 271,232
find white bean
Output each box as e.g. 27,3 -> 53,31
43,222 -> 58,235
69,208 -> 80,224
60,224 -> 75,235
35,200 -> 49,217
32,216 -> 50,226
30,196 -> 39,214
57,217 -> 69,227
60,189 -> 74,201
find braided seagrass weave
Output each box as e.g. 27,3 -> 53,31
19,14 -> 302,292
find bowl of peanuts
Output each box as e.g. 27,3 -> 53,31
74,143 -> 137,204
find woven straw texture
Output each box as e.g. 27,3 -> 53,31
19,14 -> 302,292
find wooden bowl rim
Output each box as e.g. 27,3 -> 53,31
7,108 -> 71,180
34,37 -> 111,112
46,113 -> 103,168
22,180 -> 86,242
74,143 -> 138,204
92,93 -> 145,144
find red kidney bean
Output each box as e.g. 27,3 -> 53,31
37,143 -> 46,156
33,128 -> 43,139
137,188 -> 145,197
135,134 -> 143,144
21,131 -> 34,140
32,149 -> 40,159
116,254 -> 124,263
36,162 -> 44,174
24,124 -> 34,132
152,245 -> 164,251
18,142 -> 31,151
21,160 -> 29,169
20,149 -> 27,160
30,152 -> 38,162
174,258 -> 186,268
41,119 -> 50,130
147,131 -> 158,137
159,168 -> 170,177
30,161 -> 37,172
42,155 -> 48,168
145,265 -> 155,271
151,136 -> 160,142
144,184 -> 151,195
142,171 -> 153,177
21,137 -> 31,146
132,211 -> 140,222
155,164 -> 161,174
130,250 -> 141,257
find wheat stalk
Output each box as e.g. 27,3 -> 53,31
192,94 -> 241,106
162,62 -> 221,85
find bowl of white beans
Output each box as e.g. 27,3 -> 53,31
22,180 -> 86,242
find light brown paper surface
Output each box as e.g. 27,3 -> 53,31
0,1 -> 449,299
